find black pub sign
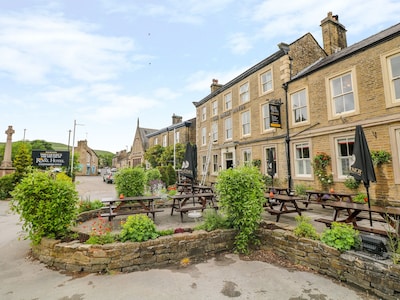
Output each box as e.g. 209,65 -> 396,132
269,103 -> 282,128
32,150 -> 70,167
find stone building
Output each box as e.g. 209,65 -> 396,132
193,12 -> 400,204
193,31 -> 326,185
74,140 -> 98,176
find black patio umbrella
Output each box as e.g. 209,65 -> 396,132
180,143 -> 197,183
267,148 -> 276,188
349,125 -> 376,227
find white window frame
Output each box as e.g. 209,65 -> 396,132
212,154 -> 219,174
291,88 -> 309,125
294,142 -> 312,178
202,106 -> 207,121
240,82 -> 249,103
389,125 -> 400,184
175,131 -> 180,143
225,117 -> 232,140
201,155 -> 207,175
154,137 -> 158,145
212,100 -> 218,116
211,122 -> 218,142
327,70 -> 359,119
260,70 -> 272,94
201,127 -> 207,146
261,103 -> 271,132
162,135 -> 167,147
224,92 -> 232,111
335,136 -> 355,179
242,148 -> 252,166
381,51 -> 400,107
241,110 -> 251,136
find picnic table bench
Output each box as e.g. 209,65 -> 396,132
170,192 -> 217,222
265,194 -> 308,222
306,190 -> 354,202
314,201 -> 400,236
101,196 -> 164,221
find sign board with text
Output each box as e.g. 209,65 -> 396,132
32,150 -> 70,167
269,103 -> 282,128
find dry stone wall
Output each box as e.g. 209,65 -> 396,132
32,222 -> 400,300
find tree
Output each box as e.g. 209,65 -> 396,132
98,153 -> 114,168
30,140 -> 54,151
13,143 -> 33,182
144,145 -> 164,168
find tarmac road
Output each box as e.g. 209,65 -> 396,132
0,176 -> 377,300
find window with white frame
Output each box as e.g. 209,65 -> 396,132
212,100 -> 218,116
388,53 -> 400,102
224,92 -> 232,110
212,154 -> 219,173
162,135 -> 167,147
294,142 -> 311,176
201,106 -> 207,121
154,137 -> 158,145
211,122 -> 218,142
336,137 -> 354,178
330,72 -> 355,115
240,82 -> 249,103
262,103 -> 271,131
175,131 -> 180,143
201,127 -> 207,145
260,70 -> 272,93
291,89 -> 308,123
201,155 -> 207,174
241,110 -> 251,136
242,149 -> 252,166
225,117 -> 232,140
264,147 -> 277,176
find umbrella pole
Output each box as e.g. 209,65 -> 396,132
366,185 -> 373,227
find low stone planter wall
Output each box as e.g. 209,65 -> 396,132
32,221 -> 400,300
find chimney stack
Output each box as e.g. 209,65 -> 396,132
172,113 -> 182,125
210,78 -> 222,93
320,12 -> 347,55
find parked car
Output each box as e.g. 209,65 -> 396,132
103,169 -> 117,184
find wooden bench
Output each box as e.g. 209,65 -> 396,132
101,196 -> 163,221
314,201 -> 400,236
265,194 -> 308,222
169,192 -> 217,222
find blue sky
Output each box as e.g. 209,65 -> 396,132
1,0 -> 400,153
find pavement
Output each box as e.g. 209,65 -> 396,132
0,176 -> 378,300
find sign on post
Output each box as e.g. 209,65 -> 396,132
32,150 -> 70,167
269,103 -> 282,128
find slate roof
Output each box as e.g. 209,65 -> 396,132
293,22 -> 400,80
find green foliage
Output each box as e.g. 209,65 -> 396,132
312,152 -> 333,189
294,184 -> 309,196
78,199 -> 104,213
145,168 -> 162,185
166,165 -> 176,185
98,153 -> 114,168
385,220 -> 400,264
320,222 -> 361,252
144,145 -> 164,168
30,140 -> 54,151
252,159 -> 261,168
293,216 -> 319,240
344,176 -> 361,190
158,166 -> 169,187
10,170 -> 79,244
114,167 -> 146,197
157,228 -> 175,236
0,173 -> 17,200
371,150 -> 391,165
195,209 -> 231,232
144,143 -> 186,168
215,165 -> 265,254
13,143 -> 32,182
352,192 -> 367,204
119,215 -> 159,242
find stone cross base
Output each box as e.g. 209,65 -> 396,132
0,167 -> 15,177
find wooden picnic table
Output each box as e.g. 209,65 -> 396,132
265,194 -> 308,222
101,195 -> 164,221
169,192 -> 217,222
315,201 -> 400,236
177,183 -> 214,194
268,187 -> 290,195
306,190 -> 354,202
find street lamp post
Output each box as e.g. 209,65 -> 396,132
70,120 -> 84,179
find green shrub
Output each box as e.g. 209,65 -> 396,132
114,167 -> 146,197
216,165 -> 265,254
120,215 -> 159,242
344,176 -> 361,190
166,165 -> 176,186
78,199 -> 104,213
195,209 -> 231,232
352,192 -> 367,204
371,150 -> 391,165
10,170 -> 79,244
157,229 -> 175,236
294,184 -> 309,196
293,216 -> 319,240
0,173 -> 17,200
320,222 -> 361,252
85,216 -> 116,245
145,168 -> 161,186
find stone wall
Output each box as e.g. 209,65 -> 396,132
32,223 -> 400,300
